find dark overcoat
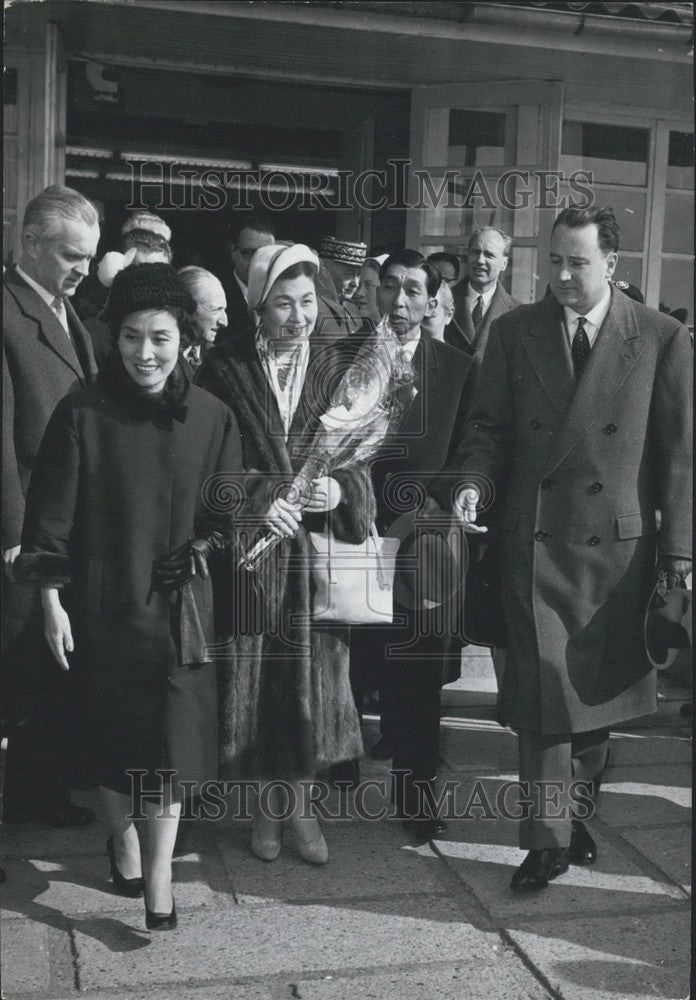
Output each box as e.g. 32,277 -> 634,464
18,358 -> 243,792
453,289 -> 692,734
446,278 -> 521,377
195,333 -> 375,780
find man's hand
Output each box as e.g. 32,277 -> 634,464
304,476 -> 342,513
3,545 -> 21,582
658,556 -> 692,590
264,497 -> 302,538
453,487 -> 488,534
41,589 -> 73,670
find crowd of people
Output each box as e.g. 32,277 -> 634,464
2,184 -> 691,929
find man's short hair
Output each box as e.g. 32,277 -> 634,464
552,206 -> 620,255
467,226 -> 512,256
22,185 -> 99,241
177,265 -> 223,299
427,251 -> 460,279
379,249 -> 442,298
228,212 -> 276,245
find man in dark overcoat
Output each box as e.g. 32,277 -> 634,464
349,249 -> 475,839
2,184 -> 100,826
453,206 -> 692,890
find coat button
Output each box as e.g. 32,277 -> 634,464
540,477 -> 555,489
588,535 -> 601,546
530,419 -> 541,430
534,529 -> 548,541
604,423 -> 617,435
590,481 -> 604,494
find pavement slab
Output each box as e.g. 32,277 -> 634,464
49,986 -> 273,1000
0,918 -> 52,993
596,766 -> 691,828
290,956 -> 552,999
508,910 -> 691,1000
423,818 -> 686,920
602,730 -> 692,766
72,896 -> 493,990
619,825 -> 691,894
0,851 -> 220,919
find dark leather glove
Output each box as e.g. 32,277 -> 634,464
150,532 -> 226,594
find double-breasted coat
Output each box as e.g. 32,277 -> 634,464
195,332 -> 375,780
452,289 -> 692,734
18,357 -> 243,793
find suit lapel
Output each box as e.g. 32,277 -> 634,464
7,269 -> 86,382
521,297 -> 576,416
544,289 -> 644,474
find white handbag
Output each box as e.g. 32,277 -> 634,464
309,523 -> 400,624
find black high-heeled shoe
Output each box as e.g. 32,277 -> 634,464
106,837 -> 144,898
144,891 -> 177,930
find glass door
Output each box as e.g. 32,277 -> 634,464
406,81 -> 563,303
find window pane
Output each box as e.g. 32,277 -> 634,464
561,120 -> 649,186
660,258 -> 693,326
589,187 -> 646,252
663,192 -> 694,254
667,131 -> 694,190
425,108 -> 513,167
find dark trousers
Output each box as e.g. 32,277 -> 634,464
517,727 -> 610,850
351,614 -> 454,817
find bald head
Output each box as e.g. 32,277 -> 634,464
178,266 -> 227,343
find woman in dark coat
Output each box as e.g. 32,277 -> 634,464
17,263 -> 243,929
195,243 -> 375,865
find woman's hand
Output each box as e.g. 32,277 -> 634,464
264,497 -> 303,538
303,476 -> 342,513
41,588 -> 74,670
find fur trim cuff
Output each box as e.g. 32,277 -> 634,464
14,552 -> 72,589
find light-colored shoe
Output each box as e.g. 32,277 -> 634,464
250,814 -> 282,862
290,815 -> 329,865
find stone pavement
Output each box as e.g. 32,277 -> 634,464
1,651 -> 691,1000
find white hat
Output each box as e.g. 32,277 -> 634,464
247,243 -> 320,312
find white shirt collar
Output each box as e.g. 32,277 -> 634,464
16,265 -> 57,310
465,282 -> 497,312
563,284 -> 612,348
234,271 -> 248,303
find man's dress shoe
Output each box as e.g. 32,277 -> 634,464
401,817 -> 448,840
510,848 -> 569,892
569,820 -> 597,865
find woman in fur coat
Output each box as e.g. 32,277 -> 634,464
17,264 -> 242,929
195,243 -> 375,865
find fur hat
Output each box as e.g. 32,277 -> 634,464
320,237 -> 367,266
103,262 -> 196,333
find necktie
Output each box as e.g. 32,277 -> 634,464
471,295 -> 484,328
572,317 -> 591,380
51,296 -> 69,335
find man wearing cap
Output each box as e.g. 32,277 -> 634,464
314,236 -> 365,340
220,213 -> 275,344
347,249 -> 475,839
451,206 -> 692,891
3,184 -> 100,827
447,227 -> 520,379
